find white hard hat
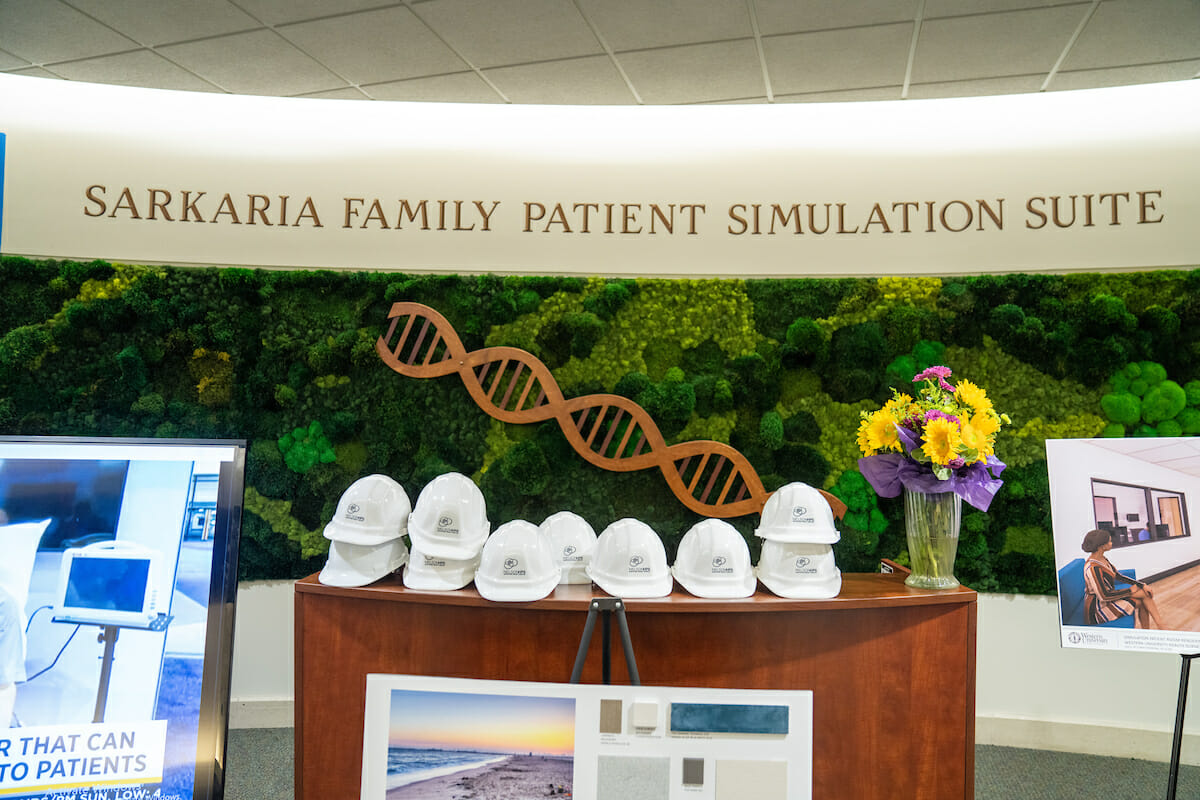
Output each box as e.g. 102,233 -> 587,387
402,544 -> 481,592
586,519 -> 673,598
407,472 -> 491,560
754,482 -> 841,544
474,520 -> 561,603
755,540 -> 842,599
671,519 -> 756,599
539,511 -> 598,585
323,474 -> 411,545
318,538 -> 409,588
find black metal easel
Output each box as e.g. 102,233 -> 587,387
569,597 -> 640,685
1166,652 -> 1200,800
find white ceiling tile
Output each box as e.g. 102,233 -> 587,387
415,0 -> 602,68
1064,0 -> 1200,71
617,39 -> 765,104
754,0 -> 919,35
774,85 -> 903,103
0,0 -> 137,63
5,67 -> 65,79
764,24 -> 912,95
67,0 -> 259,46
49,50 -> 221,91
709,95 -> 772,104
232,0 -> 392,26
907,74 -> 1044,99
1050,64 -> 1200,92
281,7 -> 464,84
0,48 -> 32,70
292,86 -> 373,99
485,55 -> 634,104
158,29 -> 345,95
578,0 -> 751,51
367,71 -> 502,102
924,0 -> 1087,17
911,6 -> 1084,84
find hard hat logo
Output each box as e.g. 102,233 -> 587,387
629,555 -> 644,567
504,557 -> 519,570
712,556 -> 727,567
438,515 -> 453,528
791,506 -> 814,524
793,556 -> 818,575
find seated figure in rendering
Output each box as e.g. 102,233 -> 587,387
1082,528 -> 1164,629
0,585 -> 21,727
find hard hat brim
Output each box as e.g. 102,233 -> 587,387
474,572 -> 560,603
586,569 -> 674,598
323,520 -> 408,545
753,526 -> 841,544
671,566 -> 757,599
408,528 -> 488,561
756,568 -> 842,599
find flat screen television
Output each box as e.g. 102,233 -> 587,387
0,436 -> 246,800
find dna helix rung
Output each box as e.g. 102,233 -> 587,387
377,302 -> 845,519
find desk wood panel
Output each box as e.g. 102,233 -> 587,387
294,573 -> 975,800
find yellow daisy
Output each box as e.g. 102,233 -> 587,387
955,380 -> 993,414
921,417 -> 962,465
857,418 -> 876,456
958,420 -> 990,462
970,411 -> 1000,437
867,413 -> 902,452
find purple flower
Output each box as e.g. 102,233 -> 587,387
912,366 -> 952,383
924,409 -> 960,425
913,365 -> 955,392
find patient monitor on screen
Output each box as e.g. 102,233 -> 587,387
52,541 -> 162,628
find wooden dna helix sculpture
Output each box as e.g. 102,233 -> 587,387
377,302 -> 845,520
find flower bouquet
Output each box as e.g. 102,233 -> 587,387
856,366 -> 1009,588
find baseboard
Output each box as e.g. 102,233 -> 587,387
977,715 -> 1200,765
225,700 -> 1200,763
228,699 -> 294,729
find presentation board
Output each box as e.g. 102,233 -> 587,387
1048,437 -> 1200,654
361,674 -> 813,800
0,437 -> 246,800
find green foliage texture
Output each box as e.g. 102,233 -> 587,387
4,257 -> 1200,593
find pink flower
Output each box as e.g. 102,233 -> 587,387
913,365 -> 955,392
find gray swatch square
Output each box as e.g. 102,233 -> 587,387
682,757 -> 705,786
599,698 -> 623,734
715,759 -> 787,800
597,755 -> 670,800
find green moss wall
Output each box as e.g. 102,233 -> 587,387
3,256 -> 1198,593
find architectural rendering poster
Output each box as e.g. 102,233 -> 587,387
1047,438 -> 1200,654
361,674 -> 813,800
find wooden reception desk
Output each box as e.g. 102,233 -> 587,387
294,573 -> 976,800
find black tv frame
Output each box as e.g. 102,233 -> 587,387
0,435 -> 246,800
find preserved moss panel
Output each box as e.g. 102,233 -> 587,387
2,255 -> 1199,593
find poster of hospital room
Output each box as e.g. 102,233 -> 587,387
0,455 -> 221,796
1047,438 -> 1200,633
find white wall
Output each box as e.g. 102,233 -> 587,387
229,581 -> 1200,764
1049,441 -> 1200,579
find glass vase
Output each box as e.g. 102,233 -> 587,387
904,489 -> 962,590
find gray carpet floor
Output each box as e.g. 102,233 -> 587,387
224,728 -> 1200,799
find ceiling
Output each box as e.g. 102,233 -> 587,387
0,0 -> 1198,105
1089,439 -> 1200,479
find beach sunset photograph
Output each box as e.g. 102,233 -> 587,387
385,689 -> 576,799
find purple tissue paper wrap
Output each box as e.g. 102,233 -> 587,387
857,452 -> 1007,512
